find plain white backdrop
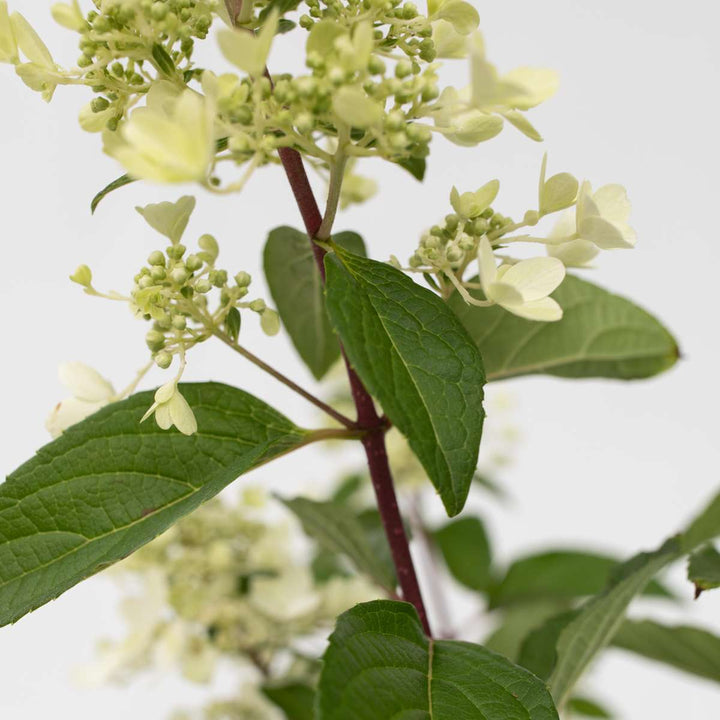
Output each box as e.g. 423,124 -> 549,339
1,1 -> 719,717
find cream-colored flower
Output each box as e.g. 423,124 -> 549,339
248,566 -> 320,622
141,382 -> 198,436
104,88 -> 215,183
46,362 -> 116,438
217,10 -> 278,77
0,2 -> 18,63
478,236 -> 565,321
547,181 -> 636,265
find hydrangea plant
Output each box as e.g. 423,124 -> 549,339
2,2 -> 719,719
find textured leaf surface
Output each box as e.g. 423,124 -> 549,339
325,247 -> 485,516
281,497 -> 395,590
548,540 -> 681,705
0,383 -> 307,627
688,544 -> 720,596
262,682 -> 315,720
489,550 -> 673,609
565,697 -> 613,718
434,516 -> 492,591
612,619 -> 720,683
317,600 -> 559,720
449,275 -> 679,381
264,227 -> 365,380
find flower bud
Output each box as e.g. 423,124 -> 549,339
195,279 -> 212,294
69,264 -> 92,287
148,250 -> 165,266
249,299 -> 266,313
170,267 -> 189,285
185,254 -> 203,272
234,271 -> 251,287
154,351 -> 173,369
146,330 -> 166,352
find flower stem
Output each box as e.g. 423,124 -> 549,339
275,137 -> 433,637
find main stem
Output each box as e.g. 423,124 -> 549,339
275,147 -> 432,635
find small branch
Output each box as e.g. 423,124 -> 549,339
317,151 -> 348,241
212,326 -> 358,429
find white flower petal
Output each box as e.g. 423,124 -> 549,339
580,216 -> 636,249
548,238 -> 599,267
488,281 -> 524,306
154,403 -> 173,430
59,362 -> 115,402
593,184 -> 631,223
46,397 -> 106,438
504,297 -> 563,321
501,256 -> 565,301
168,392 -> 198,436
477,236 -> 498,291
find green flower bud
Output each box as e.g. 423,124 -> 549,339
395,60 -> 413,79
471,218 -> 489,235
481,208 -> 494,219
166,244 -> 186,260
260,309 -> 280,336
368,56 -> 386,75
445,214 -> 459,232
195,278 -> 212,294
172,315 -> 187,331
170,267 -> 189,284
210,269 -> 228,288
299,14 -> 313,29
295,113 -> 315,134
234,271 -> 252,287
148,250 -> 165,266
151,266 -> 167,281
445,244 -> 464,263
385,110 -> 405,131
138,275 -> 154,289
183,255 -> 201,273
524,210 -> 540,226
151,1 -> 168,20
145,330 -> 166,352
249,299 -> 266,313
154,351 -> 173,369
458,235 -> 476,251
70,264 -> 93,287
91,97 -> 110,113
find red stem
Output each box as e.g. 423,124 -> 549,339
275,145 -> 432,636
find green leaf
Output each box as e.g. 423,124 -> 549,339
151,43 -> 175,76
612,619 -> 720,684
682,490 -> 720,551
396,156 -> 427,181
520,609 -> 579,681
317,600 -> 559,720
547,539 -> 682,706
225,306 -> 241,344
325,247 -> 486,516
280,496 -> 395,590
262,682 -> 315,720
263,227 -> 366,380
489,550 -> 674,609
688,544 -> 720,597
0,383 -> 308,627
566,697 -> 613,718
449,274 -> 679,381
434,516 -> 492,591
90,173 -> 136,214
485,601 -> 566,663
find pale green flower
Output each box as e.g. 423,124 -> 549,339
432,19 -> 469,59
450,179 -> 499,219
142,382 -> 198,436
332,86 -> 383,128
104,89 -> 215,184
217,10 -> 278,78
46,363 -> 116,438
0,2 -> 18,64
546,209 -> 599,267
538,153 -> 578,215
478,236 -> 565,321
428,0 -> 480,35
51,1 -> 86,32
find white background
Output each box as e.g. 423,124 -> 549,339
1,1 -> 719,717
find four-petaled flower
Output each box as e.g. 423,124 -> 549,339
141,381 -> 198,436
478,237 -> 565,321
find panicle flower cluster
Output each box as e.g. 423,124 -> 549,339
68,195 -> 280,434
405,155 -> 637,321
1,0 -> 558,192
78,491 -> 378,717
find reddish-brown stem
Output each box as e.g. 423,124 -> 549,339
275,144 -> 432,636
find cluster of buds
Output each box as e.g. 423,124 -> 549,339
406,156 -> 637,322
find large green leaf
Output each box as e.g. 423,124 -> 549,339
0,383 -> 308,627
434,516 -> 492,591
264,227 -> 365,380
449,274 -> 679,381
547,539 -> 681,705
612,619 -> 720,684
325,246 -> 486,516
280,496 -> 395,590
489,550 -> 674,609
565,697 -> 613,718
688,544 -> 720,597
317,600 -> 559,720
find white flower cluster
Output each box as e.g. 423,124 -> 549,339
406,155 -> 637,321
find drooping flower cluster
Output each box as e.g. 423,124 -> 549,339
405,156 -> 637,321
68,195 -> 280,434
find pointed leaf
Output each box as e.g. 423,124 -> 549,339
449,274 -> 679,381
613,619 -> 720,684
688,544 -> 720,597
263,227 -> 365,380
325,247 -> 486,516
317,600 -> 559,720
0,383 -> 308,627
262,682 -> 315,720
90,173 -> 136,214
434,516 -> 492,591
